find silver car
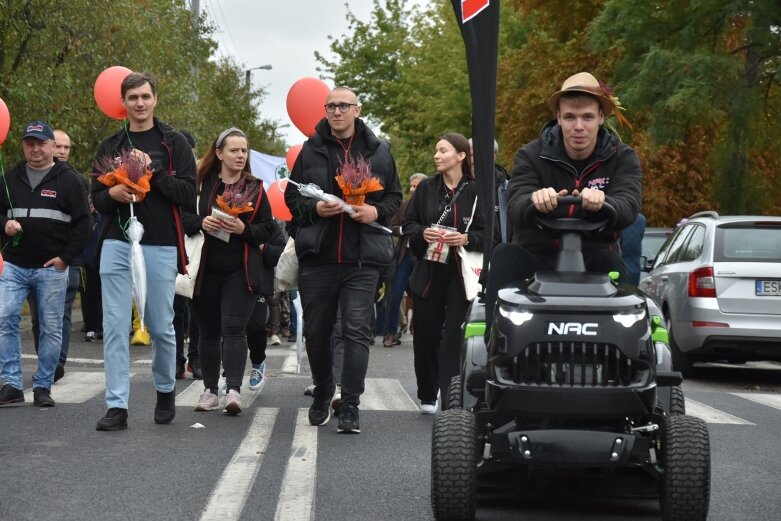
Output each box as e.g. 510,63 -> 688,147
640,211 -> 781,375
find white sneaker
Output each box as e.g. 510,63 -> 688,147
331,386 -> 342,415
194,390 -> 220,411
224,389 -> 242,415
270,334 -> 282,346
420,400 -> 438,415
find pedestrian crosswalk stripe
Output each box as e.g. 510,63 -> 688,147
281,344 -> 302,374
361,378 -> 419,411
275,408 -> 317,521
685,399 -> 755,425
177,377 -> 265,409
733,392 -> 781,412
199,407 -> 278,521
23,372 -> 131,404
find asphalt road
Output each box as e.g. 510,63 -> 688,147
1,313 -> 780,521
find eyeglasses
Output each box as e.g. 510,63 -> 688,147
325,103 -> 358,113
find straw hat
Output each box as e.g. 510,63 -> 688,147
548,72 -> 614,117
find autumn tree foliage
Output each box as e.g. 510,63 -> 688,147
0,0 -> 285,171
318,0 -> 781,221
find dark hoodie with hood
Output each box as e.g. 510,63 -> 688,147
283,118 -> 402,269
1,159 -> 90,268
506,120 -> 642,254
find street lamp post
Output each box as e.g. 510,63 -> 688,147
245,64 -> 272,89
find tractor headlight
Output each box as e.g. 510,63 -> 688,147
498,306 -> 534,326
612,309 -> 646,328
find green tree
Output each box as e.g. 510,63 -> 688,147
0,0 -> 284,174
590,0 -> 781,214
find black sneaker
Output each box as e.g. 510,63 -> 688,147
33,387 -> 55,407
96,408 -> 128,431
188,358 -> 202,379
154,390 -> 176,424
308,389 -> 333,426
0,384 -> 25,406
175,361 -> 186,380
337,403 -> 360,434
84,331 -> 97,342
54,363 -> 65,383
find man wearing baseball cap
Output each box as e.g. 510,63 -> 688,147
0,121 -> 90,407
484,72 -> 642,333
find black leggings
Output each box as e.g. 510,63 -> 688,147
191,270 -> 256,393
246,297 -> 268,366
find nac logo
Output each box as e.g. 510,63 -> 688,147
547,322 -> 599,336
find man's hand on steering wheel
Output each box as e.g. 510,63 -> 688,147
531,188 -> 569,214
572,187 -> 605,212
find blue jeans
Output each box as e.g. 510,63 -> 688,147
385,249 -> 415,335
0,262 -> 67,390
28,264 -> 80,364
100,240 -> 177,409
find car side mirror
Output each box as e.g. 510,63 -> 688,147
641,255 -> 652,271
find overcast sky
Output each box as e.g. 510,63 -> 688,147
200,0 -> 381,148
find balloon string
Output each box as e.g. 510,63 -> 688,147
0,151 -> 24,249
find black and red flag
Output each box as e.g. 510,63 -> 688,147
451,0 -> 500,282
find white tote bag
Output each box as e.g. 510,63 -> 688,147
175,231 -> 205,298
274,237 -> 299,291
457,197 -> 483,301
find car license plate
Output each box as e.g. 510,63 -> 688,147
755,280 -> 781,296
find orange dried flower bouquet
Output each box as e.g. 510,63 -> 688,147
94,151 -> 152,202
335,154 -> 382,206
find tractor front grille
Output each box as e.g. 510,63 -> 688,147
500,342 -> 648,388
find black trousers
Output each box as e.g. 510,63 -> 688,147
246,297 -> 268,365
174,295 -> 197,365
299,264 -> 379,407
191,270 -> 256,393
411,262 -> 469,405
484,243 -> 627,335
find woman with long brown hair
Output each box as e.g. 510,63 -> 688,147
402,132 -> 484,413
182,127 -> 275,415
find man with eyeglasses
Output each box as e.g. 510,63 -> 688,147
284,86 -> 402,434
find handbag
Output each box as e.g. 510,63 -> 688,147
175,192 -> 206,298
275,236 -> 299,291
175,231 -> 205,298
457,197 -> 483,301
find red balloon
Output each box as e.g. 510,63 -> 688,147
0,97 -> 10,146
267,179 -> 292,221
94,66 -> 133,119
286,144 -> 303,171
286,77 -> 330,137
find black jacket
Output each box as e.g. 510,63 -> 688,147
91,118 -> 196,273
507,120 -> 642,254
1,159 -> 90,268
283,118 -> 402,269
181,174 -> 276,295
402,174 -> 485,298
259,221 -> 286,297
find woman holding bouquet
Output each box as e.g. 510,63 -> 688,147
182,128 -> 275,415
402,132 -> 484,414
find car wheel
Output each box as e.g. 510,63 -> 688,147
659,415 -> 710,521
431,409 -> 478,521
666,316 -> 694,377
